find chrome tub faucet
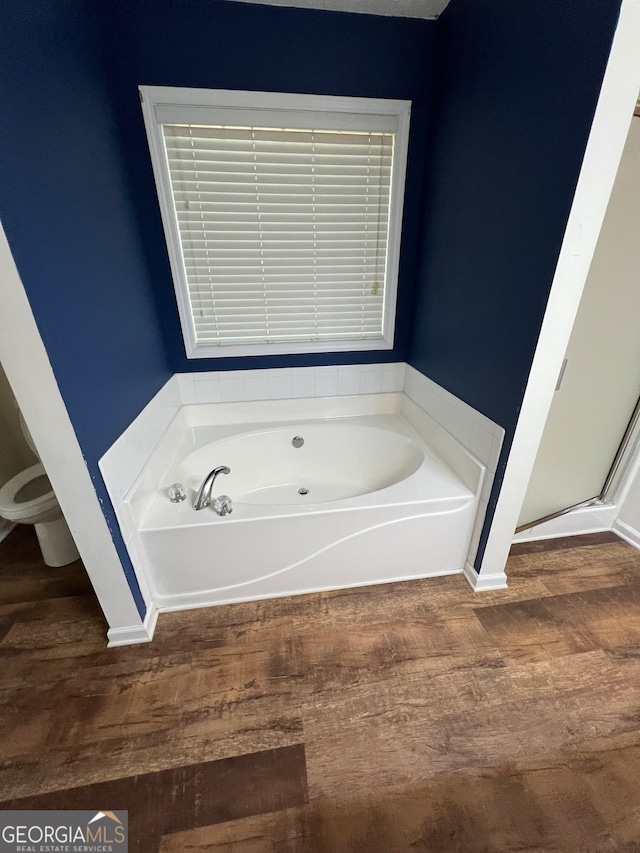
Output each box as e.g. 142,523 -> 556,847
194,466 -> 230,511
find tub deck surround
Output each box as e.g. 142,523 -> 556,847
99,363 -> 504,638
403,364 -> 505,570
119,394 -> 484,612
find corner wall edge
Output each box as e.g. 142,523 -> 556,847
612,518 -> 640,551
106,601 -> 158,647
464,560 -> 508,592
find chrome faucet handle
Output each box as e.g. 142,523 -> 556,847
167,483 -> 187,503
213,495 -> 233,516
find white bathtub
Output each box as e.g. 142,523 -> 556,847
123,394 -> 485,611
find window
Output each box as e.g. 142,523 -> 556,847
140,86 -> 411,358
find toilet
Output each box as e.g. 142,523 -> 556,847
0,415 -> 79,567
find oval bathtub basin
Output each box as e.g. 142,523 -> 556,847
179,423 -> 424,505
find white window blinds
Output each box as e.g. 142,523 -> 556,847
140,87 -> 410,358
162,125 -> 392,348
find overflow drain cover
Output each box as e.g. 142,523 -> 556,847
298,487 -> 309,495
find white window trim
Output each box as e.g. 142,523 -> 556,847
139,85 -> 411,359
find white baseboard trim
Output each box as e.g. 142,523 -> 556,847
0,520 -> 16,545
106,601 -> 159,647
513,502 -> 618,543
464,561 -> 508,592
612,518 -> 640,551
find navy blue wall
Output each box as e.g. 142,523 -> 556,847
89,0 -> 438,372
409,0 -> 621,568
0,0 -> 173,617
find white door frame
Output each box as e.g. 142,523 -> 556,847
0,219 -> 148,639
478,0 -> 640,584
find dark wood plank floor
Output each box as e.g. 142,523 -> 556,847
1,525 -> 640,851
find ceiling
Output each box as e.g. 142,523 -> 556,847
222,0 -> 452,20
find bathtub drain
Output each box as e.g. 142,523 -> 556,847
298,488 -> 309,495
